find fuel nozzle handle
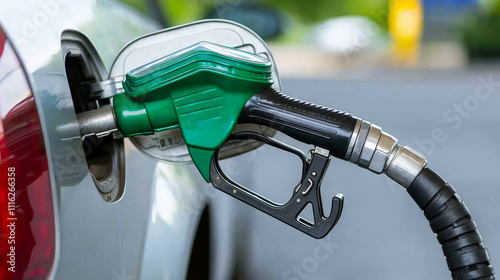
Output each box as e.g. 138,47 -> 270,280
239,87 -> 358,159
239,87 -> 427,187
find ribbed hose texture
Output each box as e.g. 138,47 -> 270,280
408,168 -> 495,280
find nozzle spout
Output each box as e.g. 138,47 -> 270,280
76,106 -> 119,140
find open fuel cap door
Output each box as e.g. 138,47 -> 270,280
108,19 -> 281,164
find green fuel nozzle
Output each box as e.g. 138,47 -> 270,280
79,41 -> 361,238
79,41 -> 369,238
113,42 -> 274,181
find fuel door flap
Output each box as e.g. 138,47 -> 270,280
107,19 -> 281,164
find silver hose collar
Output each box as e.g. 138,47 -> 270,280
358,124 -> 382,169
369,131 -> 398,174
347,120 -> 398,173
385,145 -> 427,188
345,119 -> 426,187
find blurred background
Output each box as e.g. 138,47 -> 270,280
113,1 -> 500,279
117,0 -> 500,76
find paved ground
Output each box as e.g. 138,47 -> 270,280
225,68 -> 500,280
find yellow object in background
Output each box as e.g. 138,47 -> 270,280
389,0 -> 423,65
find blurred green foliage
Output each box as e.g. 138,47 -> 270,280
120,0 -> 211,25
478,0 -> 500,14
118,0 -> 390,27
262,0 -> 388,23
462,0 -> 500,58
462,14 -> 500,58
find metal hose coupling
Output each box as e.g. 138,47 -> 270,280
345,119 -> 428,188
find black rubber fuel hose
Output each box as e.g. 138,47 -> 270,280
408,168 -> 495,280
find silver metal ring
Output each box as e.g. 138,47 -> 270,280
349,120 -> 371,164
385,145 -> 427,188
358,125 -> 382,168
345,118 -> 362,160
368,132 -> 398,174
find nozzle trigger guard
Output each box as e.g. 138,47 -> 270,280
209,132 -> 344,239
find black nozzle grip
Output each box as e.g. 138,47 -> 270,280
239,88 -> 358,159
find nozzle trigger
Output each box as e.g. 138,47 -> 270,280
209,132 -> 344,239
